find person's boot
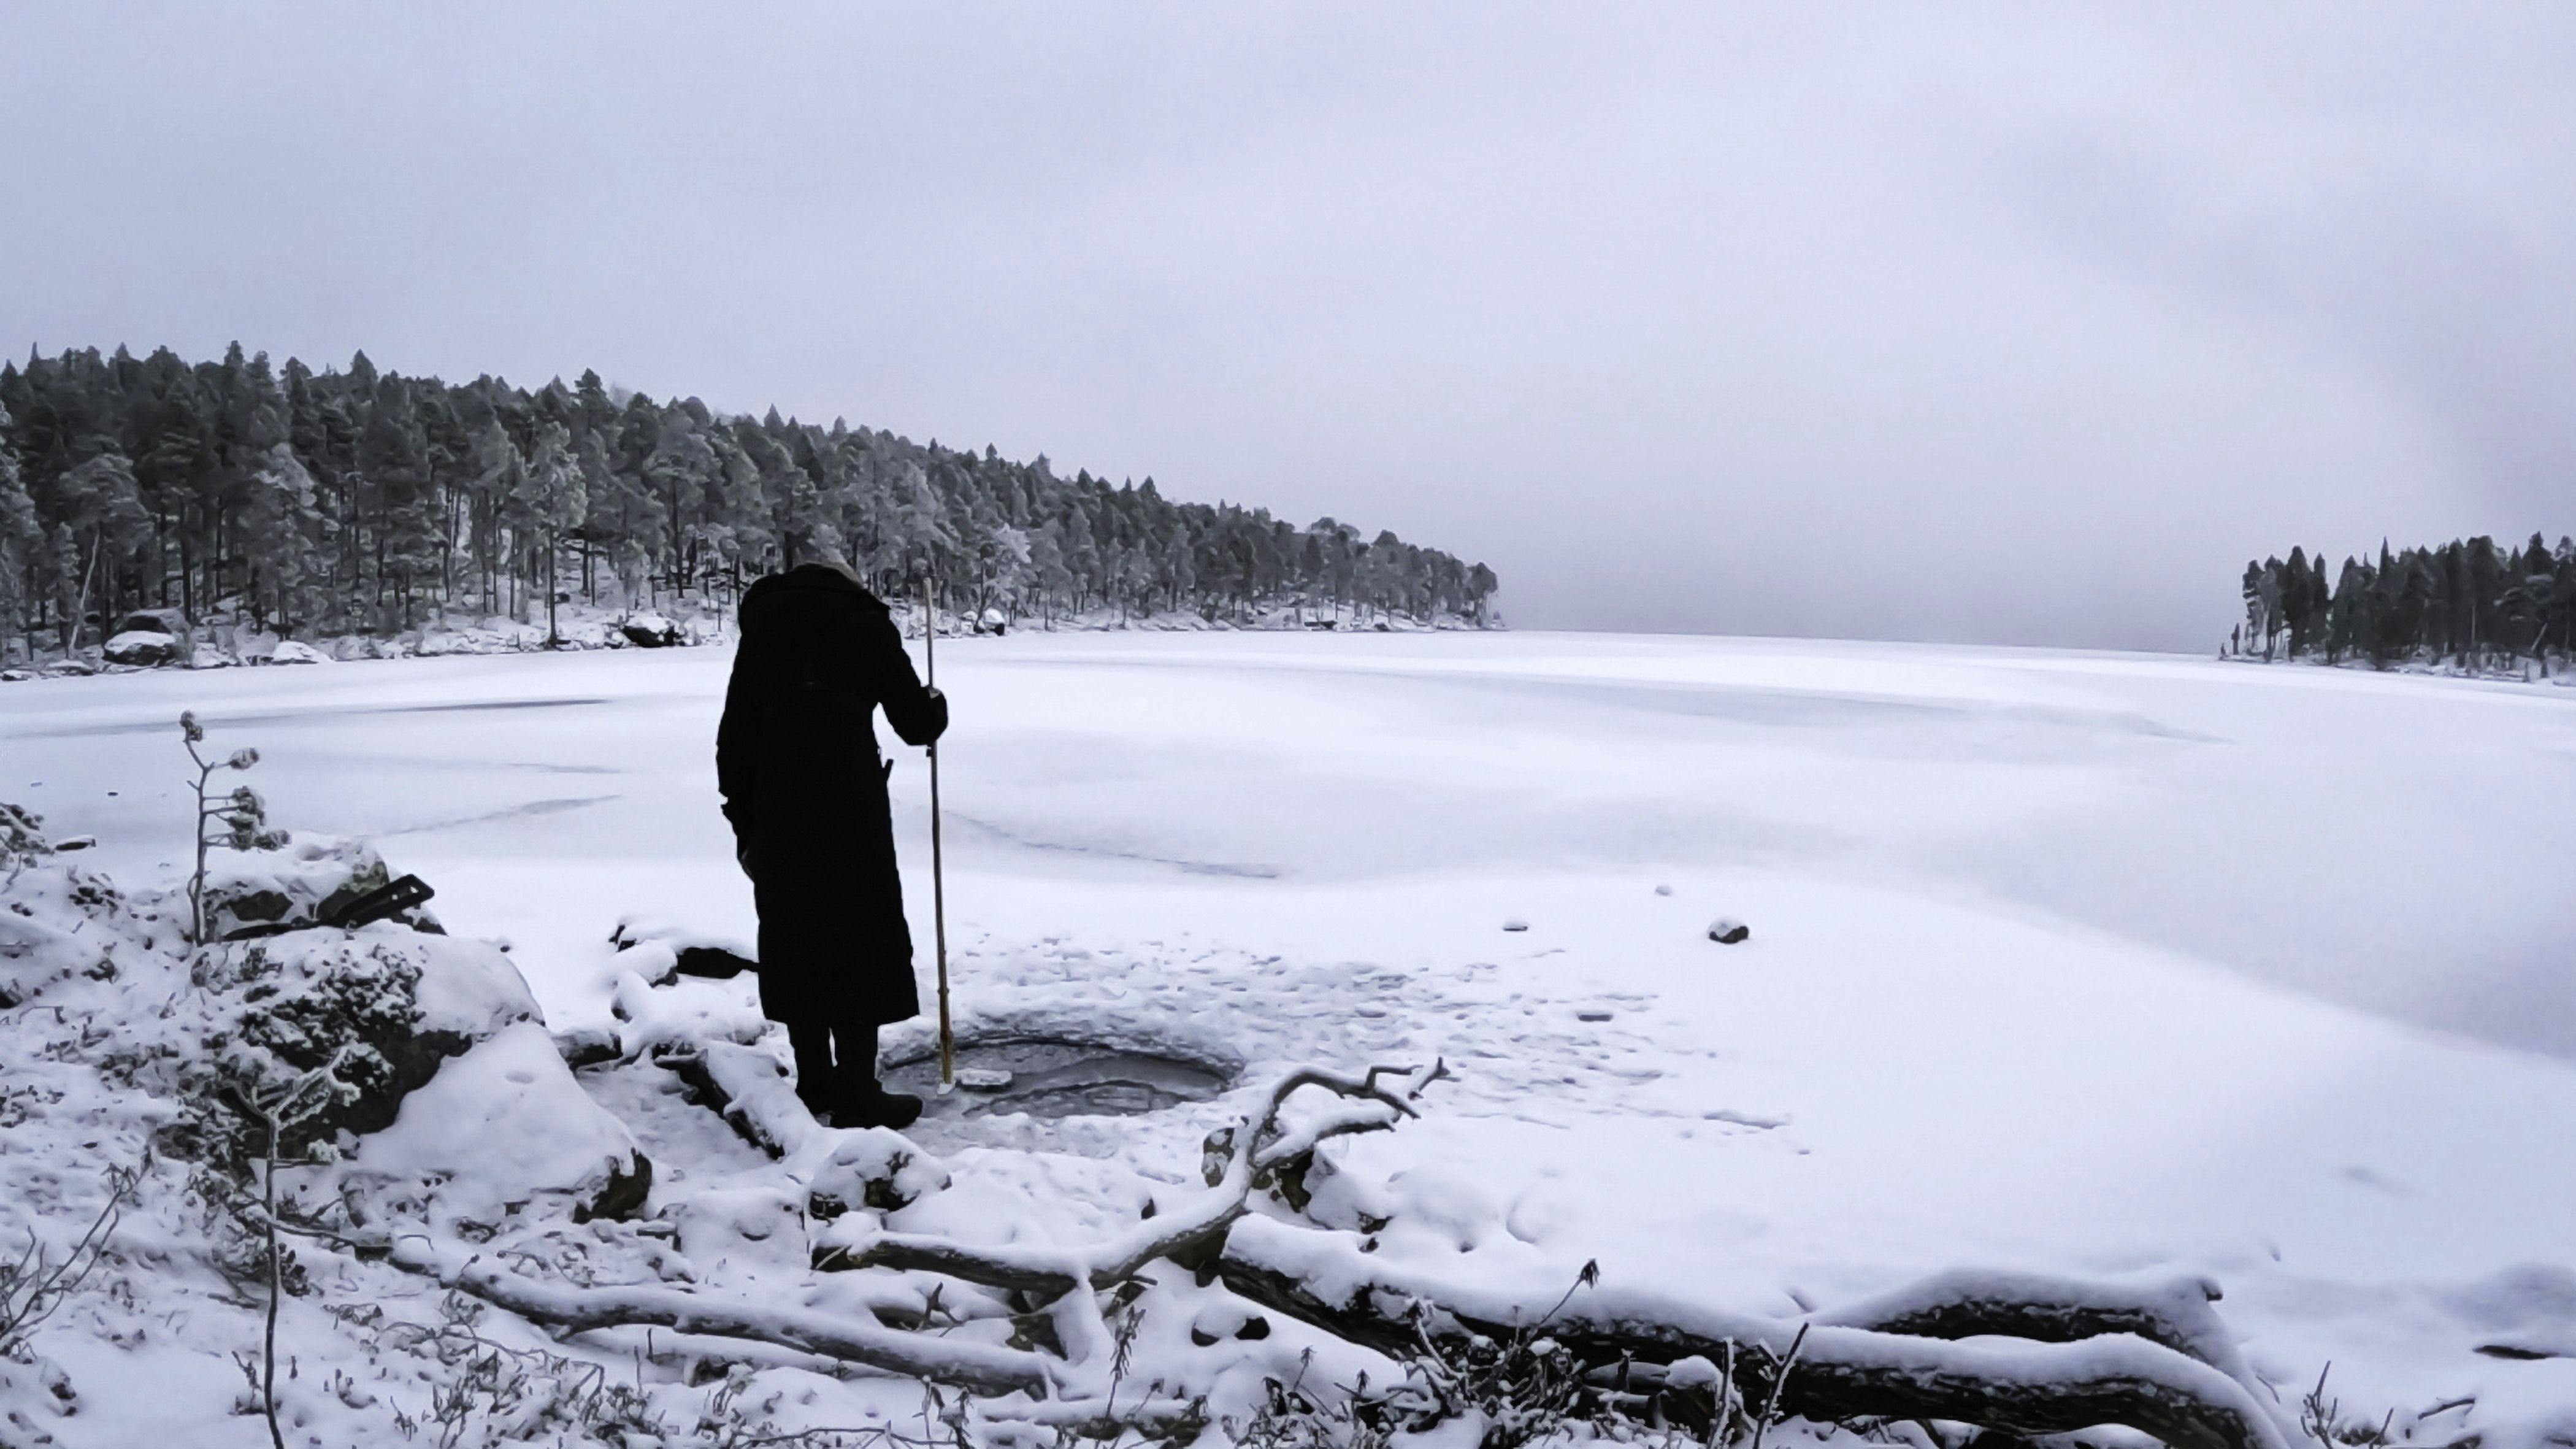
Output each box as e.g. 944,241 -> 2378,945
786,1021 -> 838,1121
835,1085 -> 924,1130
830,1021 -> 923,1129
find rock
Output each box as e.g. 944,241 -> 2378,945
808,1129 -> 951,1221
1,668 -> 33,683
186,924 -> 543,1155
1707,918 -> 1750,945
1502,917 -> 1530,932
669,1186 -> 807,1282
610,917 -> 759,982
553,1025 -> 622,1069
188,645 -> 234,669
1654,883 -> 1674,897
40,658 -> 95,677
112,607 -> 186,637
101,630 -> 183,667
674,945 -> 757,978
620,613 -> 681,648
267,640 -> 328,665
1188,1301 -> 1271,1346
202,835 -> 440,940
302,1022 -> 651,1230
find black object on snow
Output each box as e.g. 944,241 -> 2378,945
321,873 -> 437,930
672,944 -> 759,979
621,617 -> 683,648
1708,918 -> 1751,945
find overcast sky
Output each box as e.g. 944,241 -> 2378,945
5,5 -> 2568,649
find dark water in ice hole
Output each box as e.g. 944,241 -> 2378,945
879,1039 -> 1234,1119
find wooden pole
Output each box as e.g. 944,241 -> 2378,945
924,576 -> 953,1090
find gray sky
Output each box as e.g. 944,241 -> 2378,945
5,4 -> 2569,650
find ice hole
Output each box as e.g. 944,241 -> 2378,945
879,1037 -> 1235,1120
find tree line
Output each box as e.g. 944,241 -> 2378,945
0,344 -> 1500,659
2233,534 -> 2574,671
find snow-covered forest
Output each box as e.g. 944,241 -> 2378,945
2232,535 -> 2575,670
0,345 -> 1501,663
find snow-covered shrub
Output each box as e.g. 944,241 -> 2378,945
183,710 -> 288,943
0,801 -> 48,875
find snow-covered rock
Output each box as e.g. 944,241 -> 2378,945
102,629 -> 183,666
1707,917 -> 1750,945
267,639 -> 328,664
188,645 -> 234,669
188,923 -> 543,1149
200,834 -> 439,939
807,1128 -> 950,1220
112,607 -> 187,636
310,1021 -> 650,1229
620,612 -> 681,647
667,1185 -> 806,1285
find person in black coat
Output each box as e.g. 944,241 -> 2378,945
717,556 -> 947,1128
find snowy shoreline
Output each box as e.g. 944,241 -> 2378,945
6,632 -> 2576,1443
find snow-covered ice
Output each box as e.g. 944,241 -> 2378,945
4,630 -> 2574,1440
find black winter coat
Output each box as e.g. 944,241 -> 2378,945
717,565 -> 948,1025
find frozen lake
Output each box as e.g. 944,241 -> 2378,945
9,631 -> 2569,1056
6,631 -> 2575,1419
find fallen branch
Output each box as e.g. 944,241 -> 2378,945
840,1061 -> 1443,1300
1214,1216 -> 2293,1449
385,1236 -> 1053,1397
1816,1267 -> 2269,1401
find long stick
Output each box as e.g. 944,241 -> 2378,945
924,577 -> 953,1089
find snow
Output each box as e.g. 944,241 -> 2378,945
313,1020 -> 643,1232
3,631 -> 2574,1442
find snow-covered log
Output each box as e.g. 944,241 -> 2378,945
386,1237 -> 1053,1397
1213,1217 -> 2293,1449
1816,1267 -> 2270,1402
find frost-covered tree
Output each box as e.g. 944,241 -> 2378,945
0,342 -> 1501,654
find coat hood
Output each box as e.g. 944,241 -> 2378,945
740,564 -> 888,629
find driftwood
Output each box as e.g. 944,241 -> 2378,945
837,1063 -> 1441,1299
385,1236 -> 1052,1397
337,1063 -> 1440,1401
1211,1216 -> 2293,1449
316,1058 -> 2300,1449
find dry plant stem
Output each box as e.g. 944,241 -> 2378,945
1747,1323 -> 1805,1449
0,1166 -> 137,1351
259,1108 -> 288,1449
186,736 -> 219,943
